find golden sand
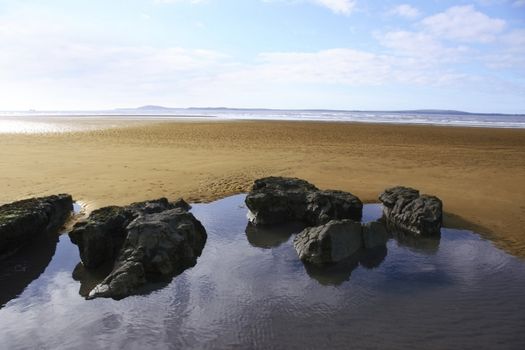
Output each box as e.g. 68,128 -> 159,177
1,120 -> 524,257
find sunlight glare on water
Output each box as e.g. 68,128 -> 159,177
0,119 -> 71,134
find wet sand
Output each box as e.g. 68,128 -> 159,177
1,120 -> 524,257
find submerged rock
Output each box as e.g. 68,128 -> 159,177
69,198 -> 206,300
294,220 -> 363,265
0,194 -> 73,259
245,177 -> 362,226
379,186 -> 443,236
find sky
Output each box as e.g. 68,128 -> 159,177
0,0 -> 524,113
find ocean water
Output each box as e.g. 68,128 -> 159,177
1,195 -> 524,349
1,108 -> 524,133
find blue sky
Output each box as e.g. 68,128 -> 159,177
0,0 -> 524,112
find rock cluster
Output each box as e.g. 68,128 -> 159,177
69,198 -> 206,300
0,194 -> 73,259
379,186 -> 443,236
245,177 -> 392,265
245,177 -> 362,226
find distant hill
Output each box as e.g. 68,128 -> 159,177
136,105 -> 173,110
113,106 -> 522,116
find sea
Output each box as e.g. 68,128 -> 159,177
0,108 -> 524,131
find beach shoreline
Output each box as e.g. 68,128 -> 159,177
1,119 -> 524,257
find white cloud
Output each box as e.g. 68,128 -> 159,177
311,0 -> 356,15
266,0 -> 356,15
483,29 -> 525,69
513,0 -> 525,6
421,5 -> 506,43
154,0 -> 206,3
389,4 -> 421,19
0,2 -> 521,110
229,49 -> 391,85
377,30 -> 469,63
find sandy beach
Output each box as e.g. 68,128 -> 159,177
1,120 -> 524,257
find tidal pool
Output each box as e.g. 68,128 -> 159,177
1,194 -> 524,349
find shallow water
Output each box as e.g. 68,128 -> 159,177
1,108 -> 525,133
1,195 -> 524,349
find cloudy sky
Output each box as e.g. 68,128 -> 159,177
0,0 -> 524,112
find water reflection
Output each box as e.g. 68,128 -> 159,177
72,262 -> 113,298
1,195 -> 524,349
245,221 -> 304,248
0,232 -> 58,308
301,246 -> 388,286
392,230 -> 441,254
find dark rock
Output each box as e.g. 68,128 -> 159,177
69,198 -> 174,269
362,221 -> 389,249
69,206 -> 135,269
0,194 -> 73,259
69,198 -> 207,300
379,186 -> 443,236
245,177 -> 362,226
294,219 -> 363,265
172,198 -> 191,211
87,209 -> 206,299
305,190 -> 362,225
245,177 -> 318,225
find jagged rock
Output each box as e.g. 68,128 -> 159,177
69,198 -> 206,300
294,220 -> 363,265
69,206 -> 135,269
69,198 -> 174,269
172,198 -> 192,211
245,177 -> 318,225
305,190 -> 362,225
0,194 -> 73,259
362,221 -> 389,249
245,177 -> 362,226
379,186 -> 443,236
88,209 -> 206,300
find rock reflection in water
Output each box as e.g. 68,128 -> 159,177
1,196 -> 525,350
72,262 -> 112,298
0,232 -> 58,308
391,230 -> 441,254
245,221 -> 305,248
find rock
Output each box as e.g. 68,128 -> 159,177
87,209 -> 206,299
245,177 -> 362,226
362,221 -> 389,249
69,198 -> 174,269
305,190 -> 362,225
379,186 -> 443,236
245,177 -> 318,225
172,198 -> 191,211
69,198 -> 207,300
0,194 -> 73,259
69,206 -> 135,269
294,219 -> 363,265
